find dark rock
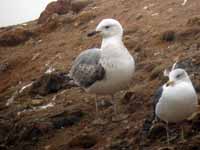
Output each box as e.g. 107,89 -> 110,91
148,123 -> 166,139
141,117 -> 154,136
29,72 -> 75,96
0,63 -> 9,74
177,135 -> 200,150
38,0 -> 71,24
0,28 -> 34,46
6,122 -> 52,146
122,91 -> 134,104
71,0 -> 92,13
0,119 -> 12,144
189,112 -> 200,132
161,30 -> 176,42
51,110 -> 84,129
68,134 -> 97,148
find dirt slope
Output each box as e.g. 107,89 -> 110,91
0,0 -> 200,150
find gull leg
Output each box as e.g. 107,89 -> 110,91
112,95 -> 118,116
92,95 -> 107,125
111,94 -> 128,122
181,126 -> 185,141
166,121 -> 170,146
95,95 -> 99,117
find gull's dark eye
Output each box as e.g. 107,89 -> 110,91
176,74 -> 182,79
105,26 -> 110,29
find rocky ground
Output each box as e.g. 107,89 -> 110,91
0,0 -> 200,149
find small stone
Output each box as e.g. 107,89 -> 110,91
136,14 -> 143,20
161,30 -> 176,42
31,99 -> 44,106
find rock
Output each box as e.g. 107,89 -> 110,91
31,99 -> 44,106
158,146 -> 175,150
0,63 -> 9,74
176,135 -> 200,150
110,139 -> 132,150
38,0 -> 71,24
68,134 -> 97,148
148,123 -> 166,139
29,72 -> 74,96
0,119 -> 12,143
38,13 -> 60,33
51,109 -> 84,129
187,16 -> 200,27
122,91 -> 134,104
6,122 -> 52,146
150,65 -> 166,81
26,122 -> 52,141
177,27 -> 200,41
161,30 -> 176,42
188,111 -> 200,131
76,10 -> 96,25
0,28 -> 34,46
71,0 -> 92,13
136,14 -> 143,20
38,13 -> 75,33
124,36 -> 139,50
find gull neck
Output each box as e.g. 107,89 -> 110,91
101,35 -> 123,49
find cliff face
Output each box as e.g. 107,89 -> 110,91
0,0 -> 200,150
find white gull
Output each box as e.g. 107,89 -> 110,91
154,63 -> 198,144
69,19 -> 135,123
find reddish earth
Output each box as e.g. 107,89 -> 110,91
0,0 -> 200,150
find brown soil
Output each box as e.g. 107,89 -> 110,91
0,0 -> 200,150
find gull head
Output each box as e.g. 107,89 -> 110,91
88,19 -> 123,38
166,68 -> 191,86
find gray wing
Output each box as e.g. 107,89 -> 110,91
152,86 -> 163,119
69,48 -> 105,88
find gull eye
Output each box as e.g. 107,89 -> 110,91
105,25 -> 110,29
176,74 -> 182,79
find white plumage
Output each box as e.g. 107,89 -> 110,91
156,68 -> 198,123
70,19 -> 135,123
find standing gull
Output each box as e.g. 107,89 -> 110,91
69,19 -> 135,124
154,63 -> 198,144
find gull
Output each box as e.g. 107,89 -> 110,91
153,63 -> 198,145
69,19 -> 135,124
